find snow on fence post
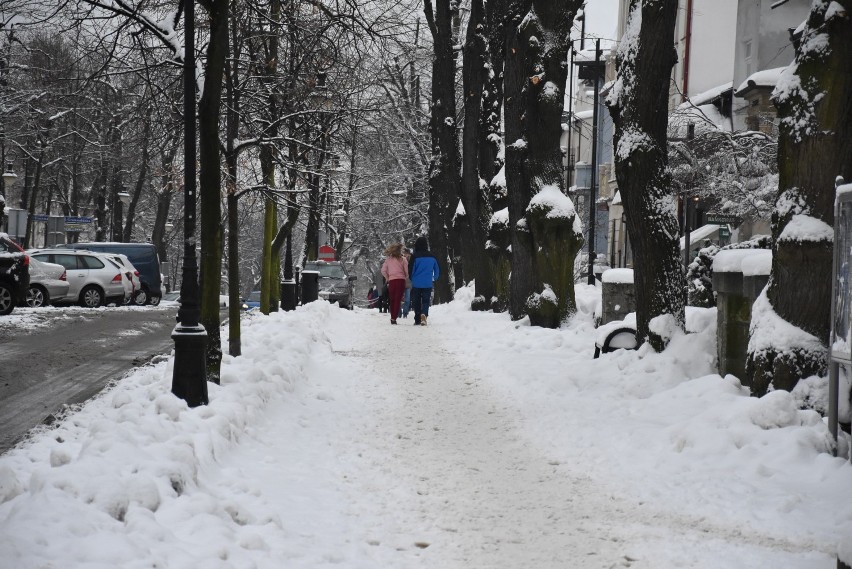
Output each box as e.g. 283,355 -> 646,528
712,250 -> 771,386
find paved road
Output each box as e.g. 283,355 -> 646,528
0,305 -> 182,453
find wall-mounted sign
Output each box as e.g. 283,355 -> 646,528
706,214 -> 742,225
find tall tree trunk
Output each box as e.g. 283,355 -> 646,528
424,0 -> 461,304
261,145 -> 277,315
151,140 -> 177,277
747,1 -> 852,395
260,0 -> 281,314
198,0 -> 229,384
605,0 -> 683,348
24,150 -> 44,249
224,19 -> 242,357
504,0 -> 585,326
123,108 -> 152,242
460,0 -> 495,311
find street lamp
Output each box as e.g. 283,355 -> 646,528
171,0 -> 208,407
114,189 -> 131,241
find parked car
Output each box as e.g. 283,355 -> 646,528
58,242 -> 162,306
0,233 -> 29,315
303,260 -> 356,309
25,257 -> 70,308
27,249 -> 128,308
241,291 -> 261,311
101,252 -> 141,305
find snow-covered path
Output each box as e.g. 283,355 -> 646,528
2,295 -> 851,568
202,306 -> 840,568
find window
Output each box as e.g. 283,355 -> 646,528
80,255 -> 105,269
51,254 -> 80,270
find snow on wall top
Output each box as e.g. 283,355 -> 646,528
601,268 -> 634,284
838,183 -> 852,202
574,109 -> 594,121
735,67 -> 786,96
740,250 -> 773,277
713,249 -> 769,274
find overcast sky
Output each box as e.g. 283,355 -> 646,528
581,0 -> 621,48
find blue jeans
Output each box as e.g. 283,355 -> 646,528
403,287 -> 411,317
411,287 -> 432,321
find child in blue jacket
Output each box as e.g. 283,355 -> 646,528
407,236 -> 440,326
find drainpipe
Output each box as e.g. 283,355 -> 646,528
682,0 -> 694,102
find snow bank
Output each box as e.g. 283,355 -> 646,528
0,302 -> 335,568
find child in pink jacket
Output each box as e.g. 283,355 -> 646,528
380,243 -> 409,324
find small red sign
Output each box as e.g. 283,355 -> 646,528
319,245 -> 336,261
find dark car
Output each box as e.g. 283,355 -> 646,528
59,242 -> 162,306
304,260 -> 356,309
0,234 -> 30,315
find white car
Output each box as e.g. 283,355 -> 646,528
28,249 -> 130,307
25,257 -> 71,307
102,253 -> 142,304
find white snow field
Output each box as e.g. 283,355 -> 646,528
1,285 -> 851,569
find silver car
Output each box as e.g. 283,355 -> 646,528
25,257 -> 71,307
28,249 -> 129,308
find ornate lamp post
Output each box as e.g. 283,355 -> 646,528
171,0 -> 208,407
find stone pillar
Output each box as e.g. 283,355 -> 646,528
712,249 -> 772,385
600,268 -> 635,325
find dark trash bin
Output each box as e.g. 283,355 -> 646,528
280,279 -> 297,311
301,270 -> 319,304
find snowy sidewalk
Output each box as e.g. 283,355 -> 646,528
1,293 -> 851,568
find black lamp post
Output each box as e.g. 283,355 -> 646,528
575,38 -> 605,284
171,0 -> 208,407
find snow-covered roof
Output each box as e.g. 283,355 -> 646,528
679,224 -> 721,250
735,67 -> 787,96
670,104 -> 728,132
678,82 -> 733,109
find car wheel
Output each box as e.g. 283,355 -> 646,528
26,285 -> 49,308
149,295 -> 161,307
134,288 -> 149,306
79,285 -> 104,308
0,283 -> 14,316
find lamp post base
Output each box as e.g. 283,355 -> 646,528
171,324 -> 209,407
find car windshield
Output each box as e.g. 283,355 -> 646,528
307,264 -> 346,279
248,291 -> 262,302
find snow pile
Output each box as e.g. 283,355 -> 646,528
0,302 -> 335,568
778,214 -> 833,243
713,249 -> 769,273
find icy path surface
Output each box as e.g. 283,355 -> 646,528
204,307 -> 835,569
